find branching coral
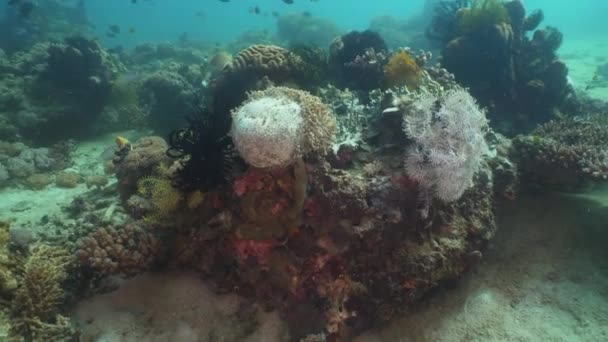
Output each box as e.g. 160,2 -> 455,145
11,245 -> 74,340
76,224 -> 160,277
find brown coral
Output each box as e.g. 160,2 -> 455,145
384,50 -> 423,89
0,222 -> 18,297
513,115 -> 608,189
76,224 -> 160,277
54,171 -> 81,188
226,45 -> 302,76
11,245 -> 74,339
114,136 -> 171,198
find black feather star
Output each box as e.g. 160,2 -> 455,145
167,107 -> 234,191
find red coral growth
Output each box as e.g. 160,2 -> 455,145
233,169 -> 267,196
271,198 -> 290,216
232,238 -> 277,266
304,196 -> 323,218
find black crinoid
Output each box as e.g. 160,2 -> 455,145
426,0 -> 471,46
166,102 -> 234,191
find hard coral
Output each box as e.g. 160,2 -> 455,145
0,222 -> 18,297
231,87 -> 336,168
226,45 -> 302,76
11,245 -> 74,340
114,136 -> 171,198
513,115 -> 608,190
54,171 -> 81,188
76,224 -> 160,277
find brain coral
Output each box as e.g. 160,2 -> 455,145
231,87 -> 336,168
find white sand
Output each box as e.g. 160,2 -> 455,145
560,39 -> 608,101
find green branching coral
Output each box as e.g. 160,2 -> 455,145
457,0 -> 510,34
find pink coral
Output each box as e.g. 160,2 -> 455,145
232,238 -> 277,266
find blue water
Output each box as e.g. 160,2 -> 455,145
30,0 -> 603,48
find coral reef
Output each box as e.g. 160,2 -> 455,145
0,36 -> 122,143
139,70 -> 198,134
435,0 -> 573,133
114,136 -> 171,198
231,87 -> 336,168
76,224 -> 160,277
212,44 -> 306,118
512,114 -> 608,190
329,30 -> 389,91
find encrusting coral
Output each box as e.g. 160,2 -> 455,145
231,86 -> 336,169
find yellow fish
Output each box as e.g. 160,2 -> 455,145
115,136 -> 131,150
